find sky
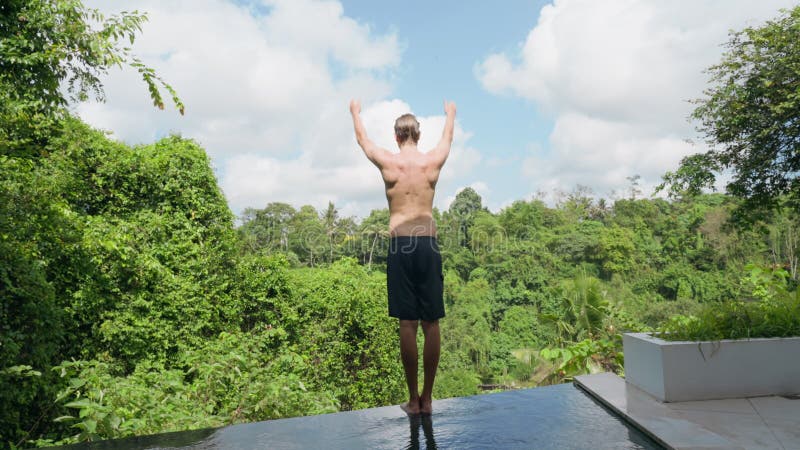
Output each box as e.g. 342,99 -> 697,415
77,0 -> 798,218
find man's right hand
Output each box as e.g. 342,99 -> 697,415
444,100 -> 456,117
350,99 -> 361,116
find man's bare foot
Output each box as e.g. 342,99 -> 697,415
401,400 -> 420,416
419,397 -> 433,415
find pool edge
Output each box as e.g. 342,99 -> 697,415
574,373 -> 744,450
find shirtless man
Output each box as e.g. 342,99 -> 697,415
350,99 -> 455,415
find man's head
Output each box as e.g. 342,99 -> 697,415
394,113 -> 420,146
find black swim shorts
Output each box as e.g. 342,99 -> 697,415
387,236 -> 445,321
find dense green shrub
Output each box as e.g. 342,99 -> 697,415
286,259 -> 405,410
39,330 -> 337,447
659,266 -> 800,341
659,295 -> 800,341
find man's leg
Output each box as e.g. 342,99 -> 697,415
399,319 -> 420,415
419,320 -> 440,415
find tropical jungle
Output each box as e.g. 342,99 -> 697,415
1,1 -> 798,448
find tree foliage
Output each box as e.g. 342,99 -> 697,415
3,1 -> 800,447
3,126 -> 797,447
661,6 -> 800,221
0,0 -> 183,157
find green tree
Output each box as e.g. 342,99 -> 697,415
766,210 -> 799,281
288,260 -> 404,409
661,6 -> 800,221
359,208 -> 389,270
469,210 -> 505,256
0,156 -> 75,445
233,254 -> 292,332
559,185 -> 594,222
239,202 -> 297,254
0,0 -> 182,156
0,6 -> 186,439
497,200 -> 546,240
61,128 -> 238,366
289,205 -> 326,266
443,278 -> 493,377
448,187 -> 483,247
498,306 -> 542,348
543,275 -> 608,345
554,220 -> 603,265
322,202 -> 338,263
333,215 -> 358,262
597,225 -> 636,277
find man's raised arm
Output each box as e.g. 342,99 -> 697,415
350,99 -> 390,169
430,100 -> 456,168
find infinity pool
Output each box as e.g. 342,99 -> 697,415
57,383 -> 662,449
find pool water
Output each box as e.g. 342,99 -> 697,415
57,383 -> 662,449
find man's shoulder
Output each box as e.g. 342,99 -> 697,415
378,151 -> 400,168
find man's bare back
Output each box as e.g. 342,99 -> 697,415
381,150 -> 439,236
349,100 -> 456,236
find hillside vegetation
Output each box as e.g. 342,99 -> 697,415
2,1 -> 798,448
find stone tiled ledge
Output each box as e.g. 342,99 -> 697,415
575,372 -> 800,450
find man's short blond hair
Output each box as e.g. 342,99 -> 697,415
394,113 -> 420,145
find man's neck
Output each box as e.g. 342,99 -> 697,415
398,143 -> 419,154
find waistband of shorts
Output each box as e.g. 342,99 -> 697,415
389,235 -> 438,242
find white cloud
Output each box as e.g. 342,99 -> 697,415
470,181 -> 490,196
77,0 -> 483,217
64,2 -> 383,216
477,0 -> 796,197
79,0 -> 396,156
522,112 -> 693,197
259,0 -> 399,70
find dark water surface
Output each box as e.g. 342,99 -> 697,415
57,383 -> 662,449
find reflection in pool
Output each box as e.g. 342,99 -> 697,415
56,383 -> 662,449
406,414 -> 436,450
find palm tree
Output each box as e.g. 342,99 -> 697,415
362,224 -> 388,270
543,273 -> 608,344
566,274 -> 607,340
322,201 -> 338,263
359,209 -> 389,270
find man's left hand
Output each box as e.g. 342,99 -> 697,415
350,99 -> 361,115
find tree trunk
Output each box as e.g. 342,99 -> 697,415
368,232 -> 378,270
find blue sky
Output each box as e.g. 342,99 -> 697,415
342,0 -> 553,206
341,0 -> 550,136
343,0 -> 553,198
79,0 -> 796,218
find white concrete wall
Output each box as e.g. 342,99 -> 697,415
623,333 -> 666,401
623,332 -> 800,402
